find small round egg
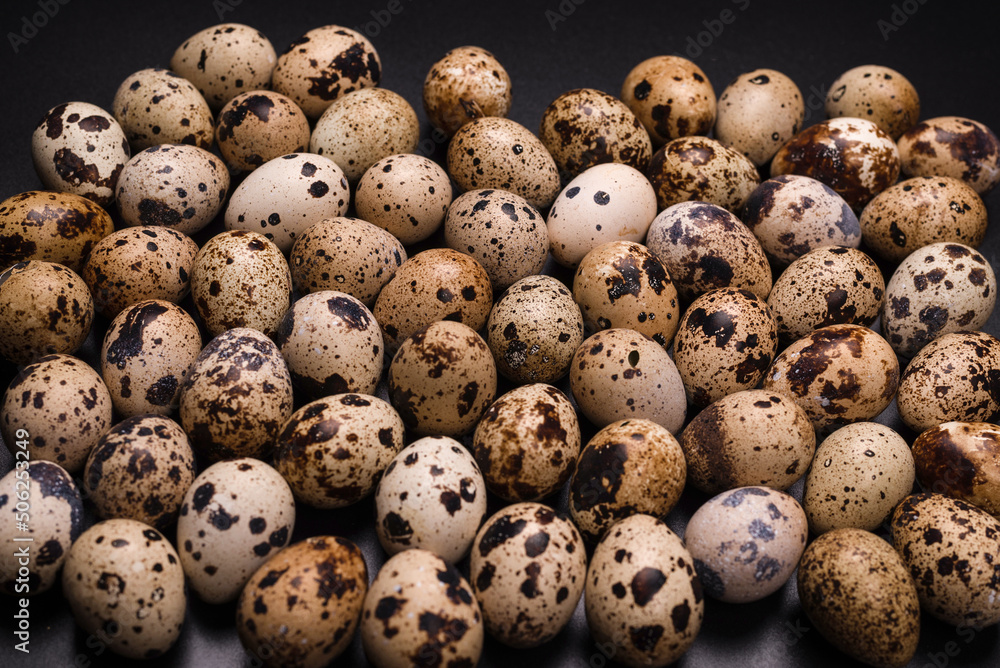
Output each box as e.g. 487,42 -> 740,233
621,55 -> 715,145
112,68 -> 214,150
423,46 -> 512,137
355,153 -> 453,245
714,68 -> 805,167
912,422 -> 1000,519
898,116 -> 1000,195
825,65 -> 920,139
215,91 -> 310,172
646,135 -> 760,212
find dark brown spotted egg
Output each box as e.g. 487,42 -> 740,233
215,91 -> 310,172
112,68 -> 214,151
825,65 -> 920,140
423,45 -> 512,137
646,135 -> 760,212
355,153 -> 454,245
912,422 -> 1000,519
714,68 -> 805,167
898,116 -> 1000,195
621,55 -> 715,145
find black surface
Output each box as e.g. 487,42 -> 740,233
1,0 -> 999,666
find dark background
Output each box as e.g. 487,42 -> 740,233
1,0 -> 999,666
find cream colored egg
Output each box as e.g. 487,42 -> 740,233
898,116 -> 1000,195
912,422 -> 1000,519
714,68 -> 804,167
112,68 -> 214,150
215,91 -> 310,172
355,153 -> 453,245
825,65 -> 920,139
621,55 -> 715,145
423,46 -> 511,137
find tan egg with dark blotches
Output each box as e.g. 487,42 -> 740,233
355,154 -> 453,245
714,68 -> 805,167
112,68 -> 214,150
912,422 -> 1000,519
647,136 -> 759,212
825,65 -> 920,139
423,46 -> 512,137
621,55 -> 715,145
215,91 -> 310,172
898,116 -> 1000,195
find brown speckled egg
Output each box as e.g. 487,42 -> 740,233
770,117 -> 900,211
469,503 -> 586,648
585,514 -> 703,667
215,91 -> 310,172
446,117 -> 561,210
423,46 -> 512,137
621,55 -> 715,146
680,390 -> 815,494
444,189 -> 548,291
179,328 -> 293,461
237,536 -> 367,667
860,176 -> 988,263
100,299 -> 202,417
763,324 -> 900,432
825,65 -> 920,140
891,493 -> 1000,628
803,422 -> 914,534
0,190 -> 113,272
714,69 -> 805,167
375,436 -> 488,563
684,486 -> 807,603
645,201 -> 772,302
274,394 -> 404,509
798,528 -> 920,668
673,288 -> 778,407
882,242 -> 996,357
570,328 -> 686,434
473,384 -> 581,502
310,88 -> 419,184
374,248 -> 493,353
355,153 -> 453,245
898,116 -> 1000,195
767,246 -> 885,342
486,275 -> 584,384
912,422 -> 1000,519
647,135 -> 760,212
362,548 -> 484,666
0,261 -> 93,365
112,68 -> 213,151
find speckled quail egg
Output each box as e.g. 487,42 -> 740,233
882,242 -> 996,357
362,548 -> 484,666
825,65 -> 920,140
585,514 -> 704,667
112,68 -> 214,150
912,422 -> 1000,519
645,201 -> 772,302
647,135 -> 760,212
673,288 -> 778,407
83,415 -> 195,530
679,390 -> 815,494
860,176 -> 988,263
0,261 -> 93,365
485,274 -> 584,384
237,536 -> 367,667
898,116 -> 1000,195
0,461 -> 82,595
547,163 -> 657,269
190,230 -> 291,338
0,190 -> 113,272
82,226 -> 198,319
177,458 -> 295,604
355,153 -> 453,245
472,384 -> 581,502
621,55 -> 715,145
31,102 -> 130,207
423,46 -> 512,137
798,528 -> 920,668
375,436 -> 488,563
178,328 -> 293,461
443,189 -> 548,291
215,91 -> 310,172
802,422 -> 914,534
684,486 -> 807,603
714,68 -> 805,167
891,493 -> 1000,628
742,174 -> 861,265
62,519 -> 186,659
446,117 -> 561,209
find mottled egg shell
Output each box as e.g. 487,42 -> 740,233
446,116 -> 561,209
423,45 -> 512,137
83,415 -> 196,531
547,163 -> 657,269
0,461 -> 83,595
362,548 -> 484,665
891,493 -> 1000,628
714,68 -> 805,167
882,242 -> 996,357
355,153 -> 453,245
645,201 -> 772,302
860,176 -> 988,263
375,436 -> 488,563
803,422 -> 914,534
112,68 -> 214,150
585,514 -> 704,666
225,152 -> 349,253
797,528 -> 920,668
0,261 -> 93,365
178,328 -> 293,461
388,320 -> 497,438
237,536 -> 367,667
825,65 -> 920,140
178,458 -> 295,604
673,288 -> 778,407
485,274 -> 584,384
621,55 -> 715,145
912,422 -> 1000,519
31,102 -> 130,207
62,519 -> 185,659
898,116 -> 1000,195
684,486 -> 807,603
0,190 -> 113,272
472,383 -> 581,502
679,390 -> 815,494
443,188 -> 548,291
647,135 -> 760,212
1,354 -> 112,473
215,91 -> 310,172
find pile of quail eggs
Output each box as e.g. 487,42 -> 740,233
2,20 -> 1000,668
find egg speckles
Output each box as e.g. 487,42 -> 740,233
898,116 -> 1000,195
825,65 -> 920,140
646,135 -> 760,212
423,46 -> 512,137
215,91 -> 310,172
911,422 -> 1000,519
355,153 -> 453,245
621,55 -> 715,145
112,68 -> 214,151
714,68 -> 804,167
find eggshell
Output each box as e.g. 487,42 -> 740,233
714,68 -> 804,167
911,422 -> 1000,519
112,68 -> 214,150
355,153 -> 453,245
646,135 -> 760,212
898,116 -> 1000,195
825,65 -> 920,139
621,55 -> 715,145
423,46 -> 511,137
215,91 -> 310,172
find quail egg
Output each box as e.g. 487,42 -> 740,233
423,46 -> 511,137
112,68 -> 214,150
714,68 -> 805,167
621,55 -> 715,145
897,116 -> 1000,195
825,65 -> 920,139
355,153 -> 453,245
647,135 -> 760,212
215,90 -> 310,172
911,422 -> 1000,519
